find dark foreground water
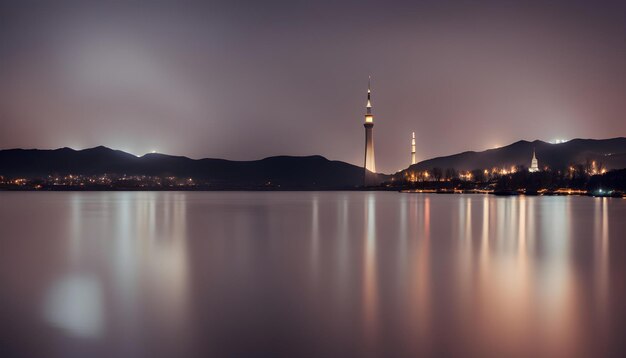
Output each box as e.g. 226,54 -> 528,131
0,192 -> 625,357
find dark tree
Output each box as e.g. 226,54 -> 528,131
445,168 -> 457,180
431,167 -> 443,181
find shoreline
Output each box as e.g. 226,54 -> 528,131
1,187 -> 623,198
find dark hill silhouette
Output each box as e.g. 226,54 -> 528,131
401,138 -> 626,174
3,138 -> 625,188
0,147 -> 385,189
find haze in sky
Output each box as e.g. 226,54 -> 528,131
1,0 -> 625,173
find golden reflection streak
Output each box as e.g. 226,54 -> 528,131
518,197 -> 526,255
362,193 -> 378,355
83,192 -> 192,344
479,196 -> 490,299
68,193 -> 83,264
148,193 -> 191,329
411,196 -> 432,352
510,197 -> 517,242
594,198 -> 610,326
536,197 -> 580,357
398,195 -> 408,269
526,196 -> 536,253
478,196 -> 491,319
115,193 -> 137,316
336,195 -> 349,288
455,196 -> 473,335
473,196 -> 534,355
496,198 -> 505,245
466,197 -> 472,240
424,197 -> 430,238
515,196 -> 530,345
481,196 -> 489,256
310,194 -> 320,274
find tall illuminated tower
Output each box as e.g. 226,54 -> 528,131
363,77 -> 376,185
411,132 -> 416,165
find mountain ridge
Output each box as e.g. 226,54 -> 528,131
0,146 -> 383,189
401,137 -> 626,175
2,137 -> 626,188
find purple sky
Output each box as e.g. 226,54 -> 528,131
1,0 -> 625,173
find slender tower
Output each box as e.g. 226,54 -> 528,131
411,132 -> 416,165
364,77 -> 376,186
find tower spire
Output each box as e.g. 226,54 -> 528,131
411,132 -> 416,165
366,75 -> 372,115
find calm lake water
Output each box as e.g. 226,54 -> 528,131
0,192 -> 625,357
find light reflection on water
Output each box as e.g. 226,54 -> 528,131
0,192 -> 625,357
362,193 -> 378,355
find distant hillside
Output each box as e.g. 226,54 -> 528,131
401,138 -> 626,174
0,146 -> 385,189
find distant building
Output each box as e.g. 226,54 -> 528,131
529,149 -> 539,172
411,132 -> 416,165
363,77 -> 376,185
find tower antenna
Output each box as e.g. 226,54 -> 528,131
363,76 -> 376,185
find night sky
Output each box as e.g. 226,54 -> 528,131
1,1 -> 625,173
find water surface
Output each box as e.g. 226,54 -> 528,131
0,192 -> 624,357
